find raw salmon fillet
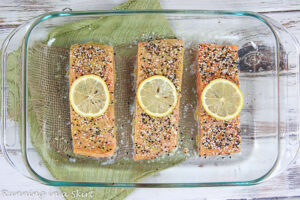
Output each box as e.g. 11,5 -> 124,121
69,44 -> 116,157
197,44 -> 241,156
134,39 -> 184,161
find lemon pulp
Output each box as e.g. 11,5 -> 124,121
137,75 -> 177,117
70,75 -> 110,117
201,78 -> 244,121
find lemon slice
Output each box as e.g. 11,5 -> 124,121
137,75 -> 177,117
70,75 -> 110,117
201,78 -> 244,121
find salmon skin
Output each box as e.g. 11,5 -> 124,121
69,44 -> 116,157
197,44 -> 241,156
134,39 -> 184,161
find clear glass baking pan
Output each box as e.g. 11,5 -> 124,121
1,10 -> 300,187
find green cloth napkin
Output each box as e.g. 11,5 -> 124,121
46,0 -> 175,48
5,0 -> 189,200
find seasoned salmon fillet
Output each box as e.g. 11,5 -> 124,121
197,44 -> 241,156
134,39 -> 184,161
69,44 -> 116,157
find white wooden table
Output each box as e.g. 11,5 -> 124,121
1,0 -> 300,199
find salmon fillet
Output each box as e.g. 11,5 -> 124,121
197,44 -> 241,156
134,39 -> 184,161
69,44 -> 116,157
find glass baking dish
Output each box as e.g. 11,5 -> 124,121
1,10 -> 300,187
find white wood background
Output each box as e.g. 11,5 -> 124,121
1,0 -> 300,199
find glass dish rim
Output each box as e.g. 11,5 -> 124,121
19,9 -> 281,187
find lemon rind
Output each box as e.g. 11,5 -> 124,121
70,74 -> 110,118
137,75 -> 178,118
201,78 -> 244,121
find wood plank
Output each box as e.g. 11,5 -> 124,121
130,155 -> 300,199
0,0 -> 300,26
0,27 -> 15,45
0,0 -> 118,26
265,11 -> 300,42
0,155 -> 64,200
1,12 -> 300,47
160,0 -> 300,12
1,150 -> 299,200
